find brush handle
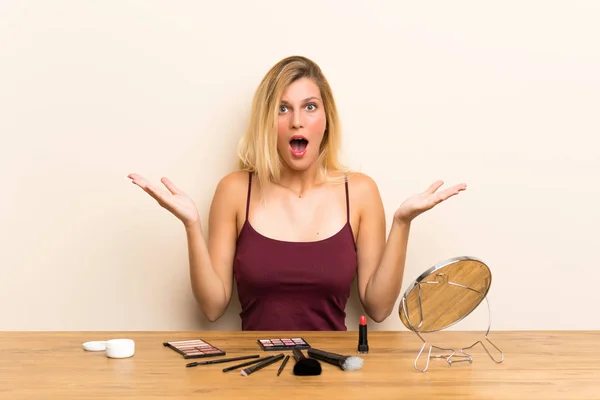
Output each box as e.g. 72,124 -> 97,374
222,355 -> 274,372
241,353 -> 284,376
277,355 -> 290,376
186,354 -> 259,367
292,348 -> 307,361
306,348 -> 345,368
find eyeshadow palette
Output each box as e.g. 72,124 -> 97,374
257,337 -> 311,351
162,339 -> 226,359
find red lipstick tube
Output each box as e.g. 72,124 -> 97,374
358,315 -> 369,353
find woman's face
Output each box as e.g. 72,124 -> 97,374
276,77 -> 327,172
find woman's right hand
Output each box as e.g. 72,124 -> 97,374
128,173 -> 200,228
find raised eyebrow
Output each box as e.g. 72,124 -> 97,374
280,96 -> 322,105
303,96 -> 322,103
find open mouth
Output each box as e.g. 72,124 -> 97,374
289,136 -> 309,157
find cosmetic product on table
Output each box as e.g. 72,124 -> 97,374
82,338 -> 135,359
241,353 -> 285,376
257,337 -> 311,351
222,355 -> 276,372
358,315 -> 369,353
277,355 -> 290,376
307,348 -> 364,371
292,348 -> 322,376
162,339 -> 226,359
186,354 -> 260,368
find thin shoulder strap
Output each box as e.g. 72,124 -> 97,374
245,171 -> 252,222
344,174 -> 350,223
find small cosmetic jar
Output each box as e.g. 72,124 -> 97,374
105,339 -> 135,358
82,338 -> 135,359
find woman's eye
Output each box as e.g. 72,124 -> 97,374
306,103 -> 316,111
279,105 -> 288,113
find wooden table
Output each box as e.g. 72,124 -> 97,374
1,330 -> 599,399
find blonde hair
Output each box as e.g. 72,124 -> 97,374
236,55 -> 348,191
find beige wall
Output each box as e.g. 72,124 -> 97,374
1,1 -> 599,332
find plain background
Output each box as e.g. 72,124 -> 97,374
1,1 -> 599,332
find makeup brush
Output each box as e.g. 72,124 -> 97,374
241,353 -> 285,376
186,354 -> 259,368
277,355 -> 290,376
307,348 -> 364,371
222,355 -> 275,372
292,348 -> 322,376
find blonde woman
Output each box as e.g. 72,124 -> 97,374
128,55 -> 466,331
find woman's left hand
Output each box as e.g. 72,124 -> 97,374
394,180 -> 467,223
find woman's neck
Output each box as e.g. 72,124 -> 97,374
277,164 -> 322,197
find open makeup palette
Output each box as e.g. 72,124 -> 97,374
257,337 -> 311,351
162,339 -> 226,359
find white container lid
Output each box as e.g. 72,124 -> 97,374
82,338 -> 135,358
82,341 -> 107,351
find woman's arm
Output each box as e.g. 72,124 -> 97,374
352,174 -> 407,322
353,174 -> 465,323
186,172 -> 244,322
128,171 -> 243,322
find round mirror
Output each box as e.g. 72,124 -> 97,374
398,256 -> 491,333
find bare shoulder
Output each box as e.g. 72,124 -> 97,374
347,171 -> 381,197
210,170 -> 250,214
343,171 -> 383,214
209,170 -> 251,230
214,170 -> 250,198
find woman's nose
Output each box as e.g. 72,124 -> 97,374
291,111 -> 303,128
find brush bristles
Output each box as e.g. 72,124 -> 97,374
293,358 -> 322,376
341,356 -> 364,371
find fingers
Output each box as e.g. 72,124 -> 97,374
128,173 -> 150,190
145,183 -> 168,203
128,173 -> 183,194
422,181 -> 467,205
425,180 -> 444,194
436,183 -> 467,202
127,173 -> 169,202
161,177 -> 183,195
426,180 -> 466,195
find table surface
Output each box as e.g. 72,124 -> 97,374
1,330 -> 599,399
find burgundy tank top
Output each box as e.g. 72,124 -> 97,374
233,172 -> 358,331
